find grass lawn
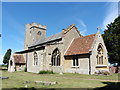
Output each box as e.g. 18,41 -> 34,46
1,70 -> 120,89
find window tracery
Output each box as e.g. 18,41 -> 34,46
51,48 -> 61,66
97,44 -> 104,64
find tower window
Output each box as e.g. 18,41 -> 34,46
37,31 -> 41,35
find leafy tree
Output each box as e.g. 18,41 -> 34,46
3,49 -> 12,68
102,16 -> 120,65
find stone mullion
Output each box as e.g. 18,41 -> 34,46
55,55 -> 57,66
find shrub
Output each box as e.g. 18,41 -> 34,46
0,64 -> 7,67
38,70 -> 54,74
95,70 -> 110,75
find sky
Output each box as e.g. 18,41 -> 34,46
0,1 -> 119,64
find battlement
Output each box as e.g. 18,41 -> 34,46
26,22 -> 47,30
24,22 -> 46,50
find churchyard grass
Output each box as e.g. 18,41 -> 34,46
1,70 -> 119,89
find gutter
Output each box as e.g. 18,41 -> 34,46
64,53 -> 91,57
15,46 -> 45,54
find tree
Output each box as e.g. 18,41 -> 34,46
102,16 -> 120,65
3,49 -> 12,68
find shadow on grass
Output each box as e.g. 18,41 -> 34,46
0,68 -> 8,70
2,82 -> 120,90
2,88 -> 66,90
2,83 -> 120,90
95,82 -> 120,89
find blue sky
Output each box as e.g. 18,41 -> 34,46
1,2 -> 118,64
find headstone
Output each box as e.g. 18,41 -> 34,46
35,81 -> 57,86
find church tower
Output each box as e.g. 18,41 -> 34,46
24,22 -> 46,50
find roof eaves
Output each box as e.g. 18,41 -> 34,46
29,37 -> 62,48
29,32 -> 63,47
64,52 -> 91,57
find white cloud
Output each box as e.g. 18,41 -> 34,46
76,19 -> 87,36
101,2 -> 118,31
77,19 -> 87,27
80,29 -> 87,36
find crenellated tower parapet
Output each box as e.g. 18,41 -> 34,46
24,22 -> 46,50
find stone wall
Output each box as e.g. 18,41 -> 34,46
64,55 -> 90,74
27,49 -> 44,73
90,32 -> 109,74
43,40 -> 64,73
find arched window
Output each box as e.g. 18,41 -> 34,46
37,31 -> 41,35
51,48 -> 61,66
97,44 -> 104,64
34,52 -> 38,65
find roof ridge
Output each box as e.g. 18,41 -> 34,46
62,24 -> 79,34
75,33 -> 96,40
66,24 -> 75,30
82,34 -> 96,37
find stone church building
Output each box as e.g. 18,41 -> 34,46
8,22 -> 109,74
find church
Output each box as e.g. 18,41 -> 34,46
8,22 -> 109,74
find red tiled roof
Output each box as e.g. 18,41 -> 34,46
65,34 -> 96,56
13,54 -> 25,64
